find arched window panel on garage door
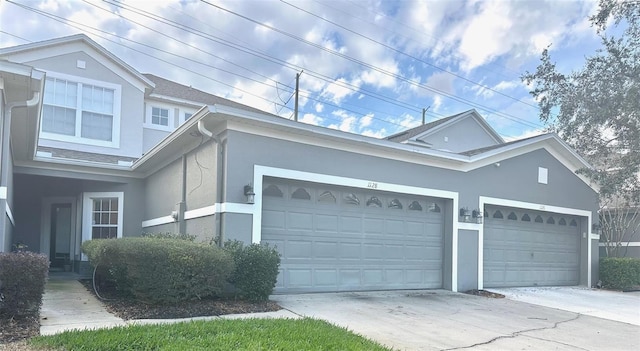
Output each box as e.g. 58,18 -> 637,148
263,184 -> 284,197
547,216 -> 556,224
388,198 -> 403,209
559,218 -> 567,225
570,219 -> 578,226
521,213 -> 531,222
317,190 -> 336,203
344,193 -> 360,205
291,187 -> 311,200
534,215 -> 544,223
409,200 -> 422,211
428,202 -> 441,212
493,210 -> 503,219
366,196 -> 382,208
507,212 -> 518,220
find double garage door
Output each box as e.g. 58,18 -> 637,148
484,205 -> 581,288
261,178 -> 445,293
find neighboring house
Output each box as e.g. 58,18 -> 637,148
0,34 -> 601,294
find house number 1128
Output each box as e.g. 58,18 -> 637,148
367,182 -> 378,189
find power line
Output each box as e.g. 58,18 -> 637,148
5,0 -> 293,115
200,0 -> 543,130
281,0 -> 540,110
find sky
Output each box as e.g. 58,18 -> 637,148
0,0 -> 606,140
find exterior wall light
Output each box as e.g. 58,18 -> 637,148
472,209 -> 483,224
459,207 -> 472,222
244,184 -> 255,204
591,223 -> 601,234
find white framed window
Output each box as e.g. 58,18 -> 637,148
151,107 -> 170,126
41,72 -> 121,148
183,112 -> 193,122
82,192 -> 124,245
145,103 -> 175,131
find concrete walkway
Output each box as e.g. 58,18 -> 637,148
40,278 -> 126,335
39,276 -> 297,335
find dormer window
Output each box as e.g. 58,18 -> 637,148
151,107 -> 169,127
145,103 -> 175,131
41,73 -> 121,148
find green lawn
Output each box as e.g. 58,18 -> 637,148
29,318 -> 393,351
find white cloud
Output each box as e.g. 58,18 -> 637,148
321,78 -> 358,104
314,103 -> 324,113
300,113 -> 323,126
362,128 -> 388,139
359,113 -> 373,129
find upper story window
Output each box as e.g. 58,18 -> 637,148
151,107 -> 169,126
41,73 -> 121,148
145,103 -> 174,131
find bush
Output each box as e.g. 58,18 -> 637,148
225,240 -> 280,301
82,238 -> 234,304
599,257 -> 640,290
141,232 -> 196,241
0,252 -> 49,317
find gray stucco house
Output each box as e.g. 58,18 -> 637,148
0,34 -> 600,293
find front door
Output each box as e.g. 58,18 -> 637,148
50,204 -> 72,269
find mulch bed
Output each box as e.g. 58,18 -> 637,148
0,315 -> 39,344
78,279 -> 281,320
464,289 -> 505,298
0,280 -> 281,346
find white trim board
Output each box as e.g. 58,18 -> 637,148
478,196 -> 594,290
141,202 -> 253,228
252,165 -> 460,292
5,203 -> 14,226
598,242 -> 640,247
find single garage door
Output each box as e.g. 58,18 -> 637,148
261,178 -> 445,293
484,206 -> 581,288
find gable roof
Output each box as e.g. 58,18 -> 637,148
132,104 -> 596,192
0,34 -> 155,91
144,74 -> 271,116
385,109 -> 504,145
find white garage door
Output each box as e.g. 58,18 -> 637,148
484,206 -> 581,288
261,178 -> 445,293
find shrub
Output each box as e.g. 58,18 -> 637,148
0,252 -> 49,317
225,240 -> 281,301
141,232 -> 196,241
82,238 -> 234,304
599,257 -> 640,290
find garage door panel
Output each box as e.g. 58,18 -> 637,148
286,240 -> 312,258
484,206 -> 580,288
315,214 -> 338,232
263,209 -> 285,229
262,178 -> 445,293
340,216 -> 362,233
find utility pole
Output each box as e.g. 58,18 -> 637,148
294,71 -> 301,122
422,106 -> 430,125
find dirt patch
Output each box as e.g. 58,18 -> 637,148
78,280 -> 281,320
465,289 -> 505,298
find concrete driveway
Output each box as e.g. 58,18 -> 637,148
491,286 -> 640,326
273,290 -> 640,350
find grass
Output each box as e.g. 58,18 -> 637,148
29,318 -> 393,351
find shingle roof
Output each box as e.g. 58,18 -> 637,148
385,110 -> 470,142
37,146 -> 138,164
458,133 -> 548,156
144,74 -> 273,116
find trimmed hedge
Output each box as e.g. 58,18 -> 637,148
225,240 -> 281,301
82,238 -> 234,304
599,257 -> 640,290
0,252 -> 49,317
